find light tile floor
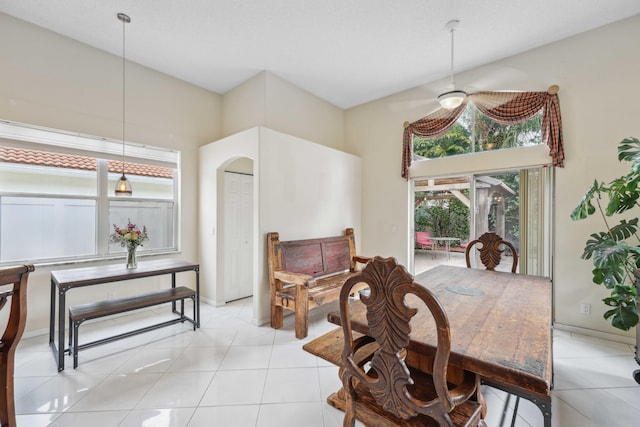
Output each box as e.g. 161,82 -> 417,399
13,293 -> 639,426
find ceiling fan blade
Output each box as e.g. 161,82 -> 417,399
387,98 -> 440,113
386,83 -> 441,114
462,65 -> 528,94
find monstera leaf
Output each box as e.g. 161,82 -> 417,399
570,180 -> 602,221
617,137 -> 640,171
604,284 -> 639,331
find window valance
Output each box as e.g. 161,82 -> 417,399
401,88 -> 564,179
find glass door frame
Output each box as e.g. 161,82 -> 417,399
411,166 -> 554,277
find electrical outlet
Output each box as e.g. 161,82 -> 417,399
580,303 -> 591,315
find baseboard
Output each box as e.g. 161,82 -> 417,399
554,323 -> 635,345
254,315 -> 269,326
199,295 -> 221,307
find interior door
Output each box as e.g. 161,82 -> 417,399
223,172 -> 253,302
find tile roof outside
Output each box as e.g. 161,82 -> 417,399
0,146 -> 173,179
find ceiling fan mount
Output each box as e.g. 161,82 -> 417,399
437,19 -> 467,110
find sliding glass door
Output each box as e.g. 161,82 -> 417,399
413,166 -> 552,276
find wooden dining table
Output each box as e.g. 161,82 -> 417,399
325,264 -> 553,426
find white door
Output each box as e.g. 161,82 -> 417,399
224,172 -> 253,302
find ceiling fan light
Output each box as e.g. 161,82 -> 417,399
438,90 -> 467,109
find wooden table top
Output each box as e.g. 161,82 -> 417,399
328,264 -> 552,397
51,259 -> 199,289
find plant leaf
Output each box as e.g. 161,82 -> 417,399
607,218 -> 639,241
570,180 -> 601,220
602,284 -> 639,331
608,306 -> 639,330
582,233 -> 614,260
617,137 -> 640,172
603,175 -> 640,215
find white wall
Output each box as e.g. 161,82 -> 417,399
345,16 -> 640,340
0,12 -> 222,334
259,127 -> 361,239
222,73 -> 267,137
264,73 -> 345,151
223,72 -> 345,150
199,127 -> 361,325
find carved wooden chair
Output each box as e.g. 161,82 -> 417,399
464,232 -> 518,273
0,264 -> 33,427
339,257 -> 484,427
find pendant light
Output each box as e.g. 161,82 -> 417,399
115,12 -> 132,196
437,20 -> 467,110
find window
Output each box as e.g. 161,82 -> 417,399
0,121 -> 179,265
413,103 -> 542,160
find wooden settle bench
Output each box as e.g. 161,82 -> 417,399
267,228 -> 370,339
68,286 -> 196,368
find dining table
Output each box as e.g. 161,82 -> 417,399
325,264 -> 553,426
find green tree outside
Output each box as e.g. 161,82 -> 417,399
413,103 -> 539,249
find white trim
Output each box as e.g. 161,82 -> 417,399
554,323 -> 635,345
0,119 -> 178,168
409,144 -> 551,179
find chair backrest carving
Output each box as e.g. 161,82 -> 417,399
0,264 -> 34,427
465,232 -> 518,273
339,257 -> 455,424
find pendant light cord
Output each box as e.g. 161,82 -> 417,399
121,14 -> 126,175
449,24 -> 455,87
117,13 -> 130,176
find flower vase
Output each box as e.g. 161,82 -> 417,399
126,245 -> 137,269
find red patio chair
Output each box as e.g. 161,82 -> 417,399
416,231 -> 436,252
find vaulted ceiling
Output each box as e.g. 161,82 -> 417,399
1,1 -> 638,109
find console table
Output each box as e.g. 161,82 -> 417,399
49,259 -> 199,371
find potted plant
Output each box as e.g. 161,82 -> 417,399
571,137 -> 640,383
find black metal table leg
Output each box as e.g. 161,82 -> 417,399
49,278 -> 55,345
171,272 -> 176,313
57,287 -> 66,371
195,266 -> 200,327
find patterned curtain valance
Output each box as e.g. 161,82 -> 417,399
401,87 -> 564,179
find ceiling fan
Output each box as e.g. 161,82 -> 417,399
387,19 -> 469,115
388,19 -> 518,115
437,20 -> 467,109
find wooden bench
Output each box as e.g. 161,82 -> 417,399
68,286 -> 196,368
267,228 -> 370,339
